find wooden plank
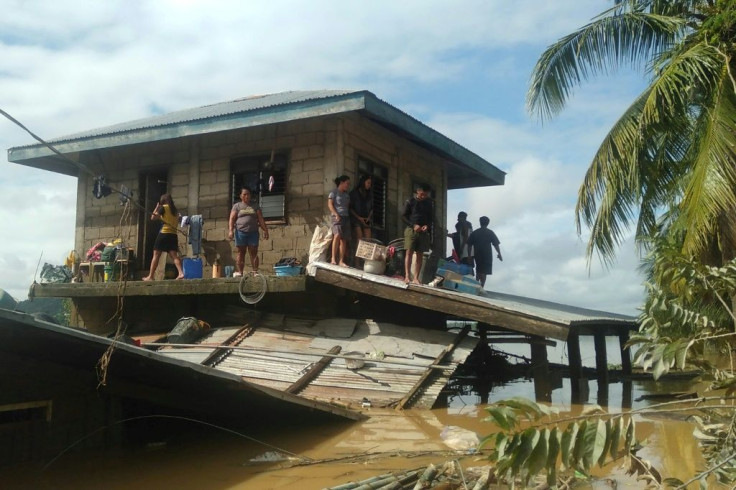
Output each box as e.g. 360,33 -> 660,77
395,326 -> 470,410
285,345 -> 341,394
30,275 -> 306,298
314,268 -> 570,340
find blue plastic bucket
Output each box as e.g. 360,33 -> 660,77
182,257 -> 203,279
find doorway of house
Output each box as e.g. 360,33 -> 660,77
138,171 -> 168,271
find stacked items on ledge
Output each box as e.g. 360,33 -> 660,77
433,259 -> 483,295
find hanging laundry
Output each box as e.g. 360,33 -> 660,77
188,215 -> 203,255
93,175 -> 112,199
268,175 -> 275,192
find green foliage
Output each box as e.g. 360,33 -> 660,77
528,0 -> 736,267
482,398 -> 641,487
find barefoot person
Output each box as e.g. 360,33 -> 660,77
402,183 -> 434,284
142,194 -> 184,281
467,216 -> 502,288
349,174 -> 373,266
328,175 -> 351,267
228,187 -> 269,276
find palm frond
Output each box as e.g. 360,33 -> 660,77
528,10 -> 686,121
679,71 -> 736,257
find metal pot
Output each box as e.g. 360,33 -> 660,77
344,351 -> 365,369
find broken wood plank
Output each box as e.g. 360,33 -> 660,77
395,326 -> 470,410
286,345 -> 341,394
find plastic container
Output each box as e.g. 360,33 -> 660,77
363,259 -> 386,275
274,265 -> 303,276
182,257 -> 203,279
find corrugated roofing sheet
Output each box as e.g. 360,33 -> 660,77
154,315 -> 477,410
30,90 -> 356,146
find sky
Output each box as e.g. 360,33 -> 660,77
0,0 -> 648,315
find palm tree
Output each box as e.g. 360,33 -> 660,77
528,0 -> 736,267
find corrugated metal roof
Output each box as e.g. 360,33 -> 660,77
311,262 -> 637,340
0,308 -> 362,420
27,90 -> 357,146
154,315 -> 477,410
481,290 -> 636,327
7,90 -> 505,188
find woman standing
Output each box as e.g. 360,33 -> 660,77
328,175 -> 351,267
228,187 -> 269,276
350,174 -> 373,242
142,194 -> 184,281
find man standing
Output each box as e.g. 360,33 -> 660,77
467,216 -> 502,288
402,184 -> 434,284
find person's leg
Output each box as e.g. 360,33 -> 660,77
403,251 -> 412,283
478,273 -> 487,288
236,246 -> 246,274
247,245 -> 259,272
353,226 -> 363,268
143,250 -> 162,281
363,227 -> 372,240
339,237 -> 349,267
412,251 -> 424,284
169,250 -> 184,279
331,233 -> 340,265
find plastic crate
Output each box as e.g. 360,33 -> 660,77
274,265 -> 303,277
355,240 -> 387,261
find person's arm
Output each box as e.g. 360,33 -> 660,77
227,208 -> 237,240
401,199 -> 413,227
256,209 -> 269,240
150,204 -> 162,222
494,244 -> 502,261
327,196 -> 340,222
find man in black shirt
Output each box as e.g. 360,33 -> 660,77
402,184 -> 434,284
467,216 -> 502,287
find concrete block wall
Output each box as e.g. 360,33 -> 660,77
74,113 -> 448,276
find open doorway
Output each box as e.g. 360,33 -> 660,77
138,171 -> 168,270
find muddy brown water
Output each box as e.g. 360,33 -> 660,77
1,336 -> 729,489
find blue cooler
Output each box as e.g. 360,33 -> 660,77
182,257 -> 203,279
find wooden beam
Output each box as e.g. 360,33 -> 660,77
30,275 -> 306,298
395,326 -> 470,410
619,333 -> 632,375
286,345 -> 341,394
530,339 -> 551,403
593,334 -> 609,386
314,268 -> 570,340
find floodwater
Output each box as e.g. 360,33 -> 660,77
1,339 -> 726,489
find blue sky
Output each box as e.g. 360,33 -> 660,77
0,0 -> 647,314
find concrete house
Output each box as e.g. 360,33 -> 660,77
9,90 -> 504,276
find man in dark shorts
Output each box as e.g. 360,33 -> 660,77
467,216 -> 502,288
402,184 -> 434,284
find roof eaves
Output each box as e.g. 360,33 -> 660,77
8,91 -> 369,163
362,93 -> 505,186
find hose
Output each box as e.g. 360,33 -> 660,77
238,271 -> 267,304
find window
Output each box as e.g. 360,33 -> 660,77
231,153 -> 288,223
357,157 -> 388,242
